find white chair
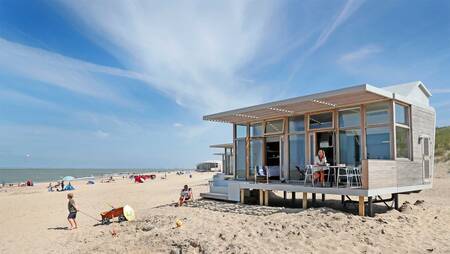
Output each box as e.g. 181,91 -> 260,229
304,165 -> 322,187
337,166 -> 361,188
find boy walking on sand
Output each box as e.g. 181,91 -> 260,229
67,193 -> 79,230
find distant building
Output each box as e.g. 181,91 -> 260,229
196,160 -> 222,172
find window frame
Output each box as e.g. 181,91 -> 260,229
393,101 -> 411,160
287,114 -> 307,181
337,107 -> 362,166
308,111 -> 334,130
264,119 -> 285,135
364,101 -> 393,160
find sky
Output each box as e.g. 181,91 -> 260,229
0,0 -> 449,168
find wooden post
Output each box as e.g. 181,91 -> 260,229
240,189 -> 245,204
341,195 -> 345,204
368,196 -> 373,217
292,192 -> 296,206
302,192 -> 308,209
394,193 -> 399,210
259,190 -> 264,205
312,193 -> 316,206
322,193 -> 325,202
264,190 -> 269,206
283,191 -> 287,200
358,196 -> 365,216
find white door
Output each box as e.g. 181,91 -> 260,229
421,135 -> 432,183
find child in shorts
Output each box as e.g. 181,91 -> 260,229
67,193 -> 79,230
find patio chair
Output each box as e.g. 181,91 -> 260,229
295,166 -> 306,181
337,166 -> 361,188
254,165 -> 269,183
304,165 -> 318,187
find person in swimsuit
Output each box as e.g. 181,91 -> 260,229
178,185 -> 193,207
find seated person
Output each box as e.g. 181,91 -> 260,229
313,150 -> 328,185
178,185 -> 193,207
48,182 -> 54,192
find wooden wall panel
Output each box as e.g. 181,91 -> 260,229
396,160 -> 423,186
363,159 -> 427,189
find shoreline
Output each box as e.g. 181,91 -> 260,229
0,168 -> 196,186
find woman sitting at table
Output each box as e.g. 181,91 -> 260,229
313,150 -> 328,185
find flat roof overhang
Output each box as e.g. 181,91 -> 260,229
203,84 -> 394,124
210,143 -> 233,149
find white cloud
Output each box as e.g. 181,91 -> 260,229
173,123 -> 183,128
0,38 -> 155,106
94,130 -> 110,138
288,0 -> 365,81
338,45 -> 383,64
59,1 -> 277,113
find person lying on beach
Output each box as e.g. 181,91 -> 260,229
67,193 -> 79,230
178,185 -> 193,207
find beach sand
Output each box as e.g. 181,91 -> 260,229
0,164 -> 449,254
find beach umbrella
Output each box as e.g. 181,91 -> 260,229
123,205 -> 136,221
62,176 -> 75,181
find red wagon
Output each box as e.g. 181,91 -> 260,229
100,207 -> 126,224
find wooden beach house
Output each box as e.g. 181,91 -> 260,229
200,81 -> 435,216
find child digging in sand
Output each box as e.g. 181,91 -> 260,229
67,193 -> 79,230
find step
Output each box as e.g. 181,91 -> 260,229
200,192 -> 229,201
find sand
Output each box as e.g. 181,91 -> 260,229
0,165 -> 449,254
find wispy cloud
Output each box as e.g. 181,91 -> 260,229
59,1 -> 277,113
288,0 -> 365,81
0,38 -> 150,105
338,45 -> 383,64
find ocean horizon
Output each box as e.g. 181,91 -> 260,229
0,168 -> 190,184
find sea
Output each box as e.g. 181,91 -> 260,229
0,168 -> 184,184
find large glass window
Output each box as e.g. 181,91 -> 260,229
309,112 -> 333,129
396,126 -> 409,158
236,124 -> 247,138
235,139 -> 246,179
366,127 -> 391,159
339,108 -> 360,128
265,120 -> 284,134
289,134 -> 305,180
366,102 -> 390,125
250,123 -> 263,137
339,129 -> 361,166
249,139 -> 263,176
289,115 -> 305,132
395,103 -> 409,125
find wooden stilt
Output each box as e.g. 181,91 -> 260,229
368,196 -> 373,217
358,196 -> 365,216
321,193 -> 325,202
291,192 -> 296,206
264,190 -> 269,206
240,189 -> 244,204
341,195 -> 345,204
394,193 -> 399,210
283,191 -> 287,200
312,193 -> 316,206
302,192 -> 308,209
259,190 -> 264,205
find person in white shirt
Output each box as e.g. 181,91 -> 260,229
314,150 -> 327,185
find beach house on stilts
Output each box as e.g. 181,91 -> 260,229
200,81 -> 435,216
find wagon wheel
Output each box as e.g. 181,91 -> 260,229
101,218 -> 111,225
118,215 -> 127,222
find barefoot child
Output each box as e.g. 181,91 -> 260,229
67,193 -> 79,230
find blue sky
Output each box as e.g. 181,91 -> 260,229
0,1 -> 449,168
